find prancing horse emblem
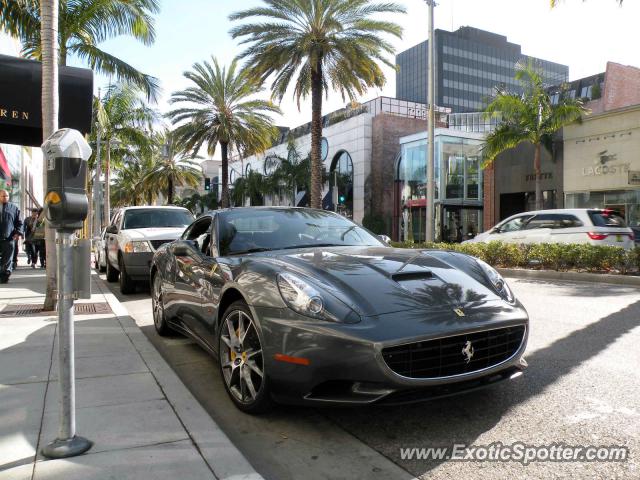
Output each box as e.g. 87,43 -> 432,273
462,340 -> 474,364
454,308 -> 465,317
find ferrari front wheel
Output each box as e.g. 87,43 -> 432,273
218,301 -> 272,413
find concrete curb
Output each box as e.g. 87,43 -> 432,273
93,275 -> 264,480
499,268 -> 640,286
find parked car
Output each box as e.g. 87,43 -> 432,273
93,228 -> 107,272
105,206 -> 195,294
151,207 -> 529,413
466,209 -> 635,250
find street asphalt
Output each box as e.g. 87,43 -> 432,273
104,275 -> 640,480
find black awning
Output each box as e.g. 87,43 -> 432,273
0,54 -> 93,147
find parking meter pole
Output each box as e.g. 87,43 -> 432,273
41,230 -> 92,458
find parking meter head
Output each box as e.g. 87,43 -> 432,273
42,129 -> 92,231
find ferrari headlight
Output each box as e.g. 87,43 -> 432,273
123,241 -> 152,253
476,259 -> 515,303
277,272 -> 324,317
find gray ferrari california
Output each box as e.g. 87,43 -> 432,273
150,207 -> 528,413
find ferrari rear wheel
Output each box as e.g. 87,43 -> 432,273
218,301 -> 272,413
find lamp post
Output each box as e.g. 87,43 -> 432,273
425,0 -> 436,243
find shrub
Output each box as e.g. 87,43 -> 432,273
389,240 -> 638,274
362,213 -> 387,235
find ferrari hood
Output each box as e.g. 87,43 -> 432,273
266,246 -> 504,317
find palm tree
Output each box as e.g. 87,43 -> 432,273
40,0 -> 58,310
483,61 -> 587,210
0,0 -> 160,99
168,57 -> 280,208
232,170 -> 266,207
229,0 -> 406,209
110,154 -> 157,207
143,131 -> 202,205
95,83 -> 156,223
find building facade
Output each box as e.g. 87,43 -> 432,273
396,26 -> 569,113
564,104 -> 640,228
234,97 -> 447,227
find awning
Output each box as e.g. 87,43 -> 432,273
0,54 -> 93,147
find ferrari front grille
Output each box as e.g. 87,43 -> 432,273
382,325 -> 526,379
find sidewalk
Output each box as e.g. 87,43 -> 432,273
0,259 -> 263,480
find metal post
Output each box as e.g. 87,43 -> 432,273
425,0 -> 436,243
93,110 -> 102,234
41,232 -> 92,458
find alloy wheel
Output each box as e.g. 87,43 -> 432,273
220,310 -> 264,404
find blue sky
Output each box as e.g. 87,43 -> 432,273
72,0 -> 639,134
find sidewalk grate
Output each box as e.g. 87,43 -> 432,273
0,302 -> 113,317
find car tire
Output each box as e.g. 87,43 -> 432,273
152,272 -> 172,336
218,301 -> 273,414
106,250 -> 119,282
118,255 -> 136,294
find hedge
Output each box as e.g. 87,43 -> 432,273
391,241 -> 640,275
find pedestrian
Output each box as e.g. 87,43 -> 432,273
0,189 -> 23,283
32,208 -> 46,269
24,208 -> 40,268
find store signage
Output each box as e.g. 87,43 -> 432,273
582,164 -> 630,176
525,172 -> 552,182
629,171 -> 640,186
0,54 -> 93,147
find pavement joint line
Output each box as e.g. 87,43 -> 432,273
93,273 -> 263,480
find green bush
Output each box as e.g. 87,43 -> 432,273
389,240 -> 639,274
362,213 -> 387,235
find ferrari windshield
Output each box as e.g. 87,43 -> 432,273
218,208 -> 384,255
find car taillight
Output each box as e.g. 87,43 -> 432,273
587,232 -> 608,240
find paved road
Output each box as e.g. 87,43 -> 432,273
102,275 -> 640,480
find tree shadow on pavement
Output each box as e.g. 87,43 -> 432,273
322,299 -> 640,477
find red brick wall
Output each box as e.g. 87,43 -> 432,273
602,62 -> 640,112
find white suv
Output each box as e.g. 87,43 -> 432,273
466,209 -> 635,250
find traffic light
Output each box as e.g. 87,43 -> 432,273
339,194 -> 346,204
204,177 -> 211,191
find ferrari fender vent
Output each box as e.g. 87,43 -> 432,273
150,239 -> 173,251
382,325 -> 525,379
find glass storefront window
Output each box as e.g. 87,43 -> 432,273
439,136 -> 483,200
330,150 -> 354,218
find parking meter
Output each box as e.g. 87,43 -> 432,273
42,128 -> 91,231
40,128 -> 93,459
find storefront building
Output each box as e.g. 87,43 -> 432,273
564,104 -> 640,228
233,97 -> 448,225
398,130 -> 484,242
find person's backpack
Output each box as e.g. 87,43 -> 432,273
32,218 -> 46,241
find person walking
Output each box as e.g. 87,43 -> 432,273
32,208 -> 46,269
24,208 -> 39,268
0,189 -> 23,283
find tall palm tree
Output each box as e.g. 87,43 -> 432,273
40,0 -> 58,310
0,0 -> 160,99
143,131 -> 202,205
229,0 -> 406,208
95,83 -> 156,223
483,61 -> 587,210
110,154 -> 157,207
168,57 -> 280,208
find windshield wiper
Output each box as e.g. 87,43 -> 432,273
278,243 -> 351,250
230,247 -> 274,255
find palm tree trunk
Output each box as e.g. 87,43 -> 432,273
310,61 -> 323,209
41,0 -> 59,311
104,142 -> 111,225
221,142 -> 229,208
168,176 -> 174,204
534,143 -> 543,210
